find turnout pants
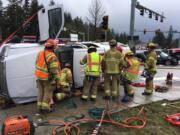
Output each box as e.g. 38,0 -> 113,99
104,74 -> 120,97
36,80 -> 55,110
56,86 -> 71,101
144,77 -> 154,94
82,76 -> 100,99
122,78 -> 134,96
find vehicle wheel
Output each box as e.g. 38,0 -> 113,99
165,60 -> 171,66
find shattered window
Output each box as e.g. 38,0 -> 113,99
48,8 -> 63,39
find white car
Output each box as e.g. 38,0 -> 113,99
81,41 -> 130,54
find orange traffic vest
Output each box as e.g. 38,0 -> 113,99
125,58 -> 140,81
35,50 -> 60,80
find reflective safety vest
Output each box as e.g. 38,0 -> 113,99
124,58 -> 140,81
35,50 -> 60,80
85,52 -> 101,76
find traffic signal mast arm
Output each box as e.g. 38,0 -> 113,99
136,2 -> 165,20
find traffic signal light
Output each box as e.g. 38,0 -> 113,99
143,29 -> 147,34
149,11 -> 152,18
101,16 -> 108,30
155,14 -> 158,20
160,16 -> 163,22
140,8 -> 144,16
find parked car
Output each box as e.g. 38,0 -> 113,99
156,51 -> 178,66
165,48 -> 180,61
135,50 -> 178,66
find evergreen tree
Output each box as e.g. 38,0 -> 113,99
118,32 -> 128,44
2,0 -> 24,39
153,32 -> 166,48
23,0 -> 30,35
166,25 -> 173,48
0,0 -> 3,41
29,0 -> 42,38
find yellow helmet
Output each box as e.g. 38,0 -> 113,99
109,39 -> 117,46
147,42 -> 156,48
125,51 -> 134,56
88,46 -> 97,53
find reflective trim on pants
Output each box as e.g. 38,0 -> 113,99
56,93 -> 66,101
112,91 -> 118,97
81,95 -> 88,99
105,90 -> 111,96
144,89 -> 153,94
37,102 -> 42,109
91,95 -> 97,99
41,102 -> 50,110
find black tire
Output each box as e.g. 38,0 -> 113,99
165,60 -> 171,66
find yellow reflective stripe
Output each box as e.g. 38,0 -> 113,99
144,89 -> 153,93
105,90 -> 111,96
91,95 -> 97,99
41,102 -> 50,110
82,95 -> 88,99
50,63 -> 59,68
37,102 -> 42,106
36,65 -> 48,73
112,91 -> 118,96
56,93 -> 66,100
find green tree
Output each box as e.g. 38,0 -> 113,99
29,0 -> 42,38
118,32 -> 129,44
166,25 -> 173,48
153,31 -> 166,48
0,0 -> 3,41
2,0 -> 24,39
23,0 -> 31,35
88,0 -> 105,40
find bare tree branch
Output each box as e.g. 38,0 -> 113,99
87,0 -> 105,39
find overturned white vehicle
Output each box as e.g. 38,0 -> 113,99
0,5 -> 130,104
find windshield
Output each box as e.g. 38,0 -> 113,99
160,52 -> 168,57
48,8 -> 63,38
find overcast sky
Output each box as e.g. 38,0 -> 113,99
2,0 -> 180,41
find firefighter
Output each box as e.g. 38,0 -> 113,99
55,63 -> 73,101
80,46 -> 102,101
142,43 -> 157,95
101,39 -> 123,100
121,51 -> 140,102
35,39 -> 61,113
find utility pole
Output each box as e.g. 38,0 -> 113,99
129,0 -> 136,49
88,24 -> 90,41
178,33 -> 180,48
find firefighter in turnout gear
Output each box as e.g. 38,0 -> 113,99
35,39 -> 61,113
56,63 -> 73,101
142,43 -> 157,95
101,39 -> 123,100
80,46 -> 102,101
121,51 -> 140,102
